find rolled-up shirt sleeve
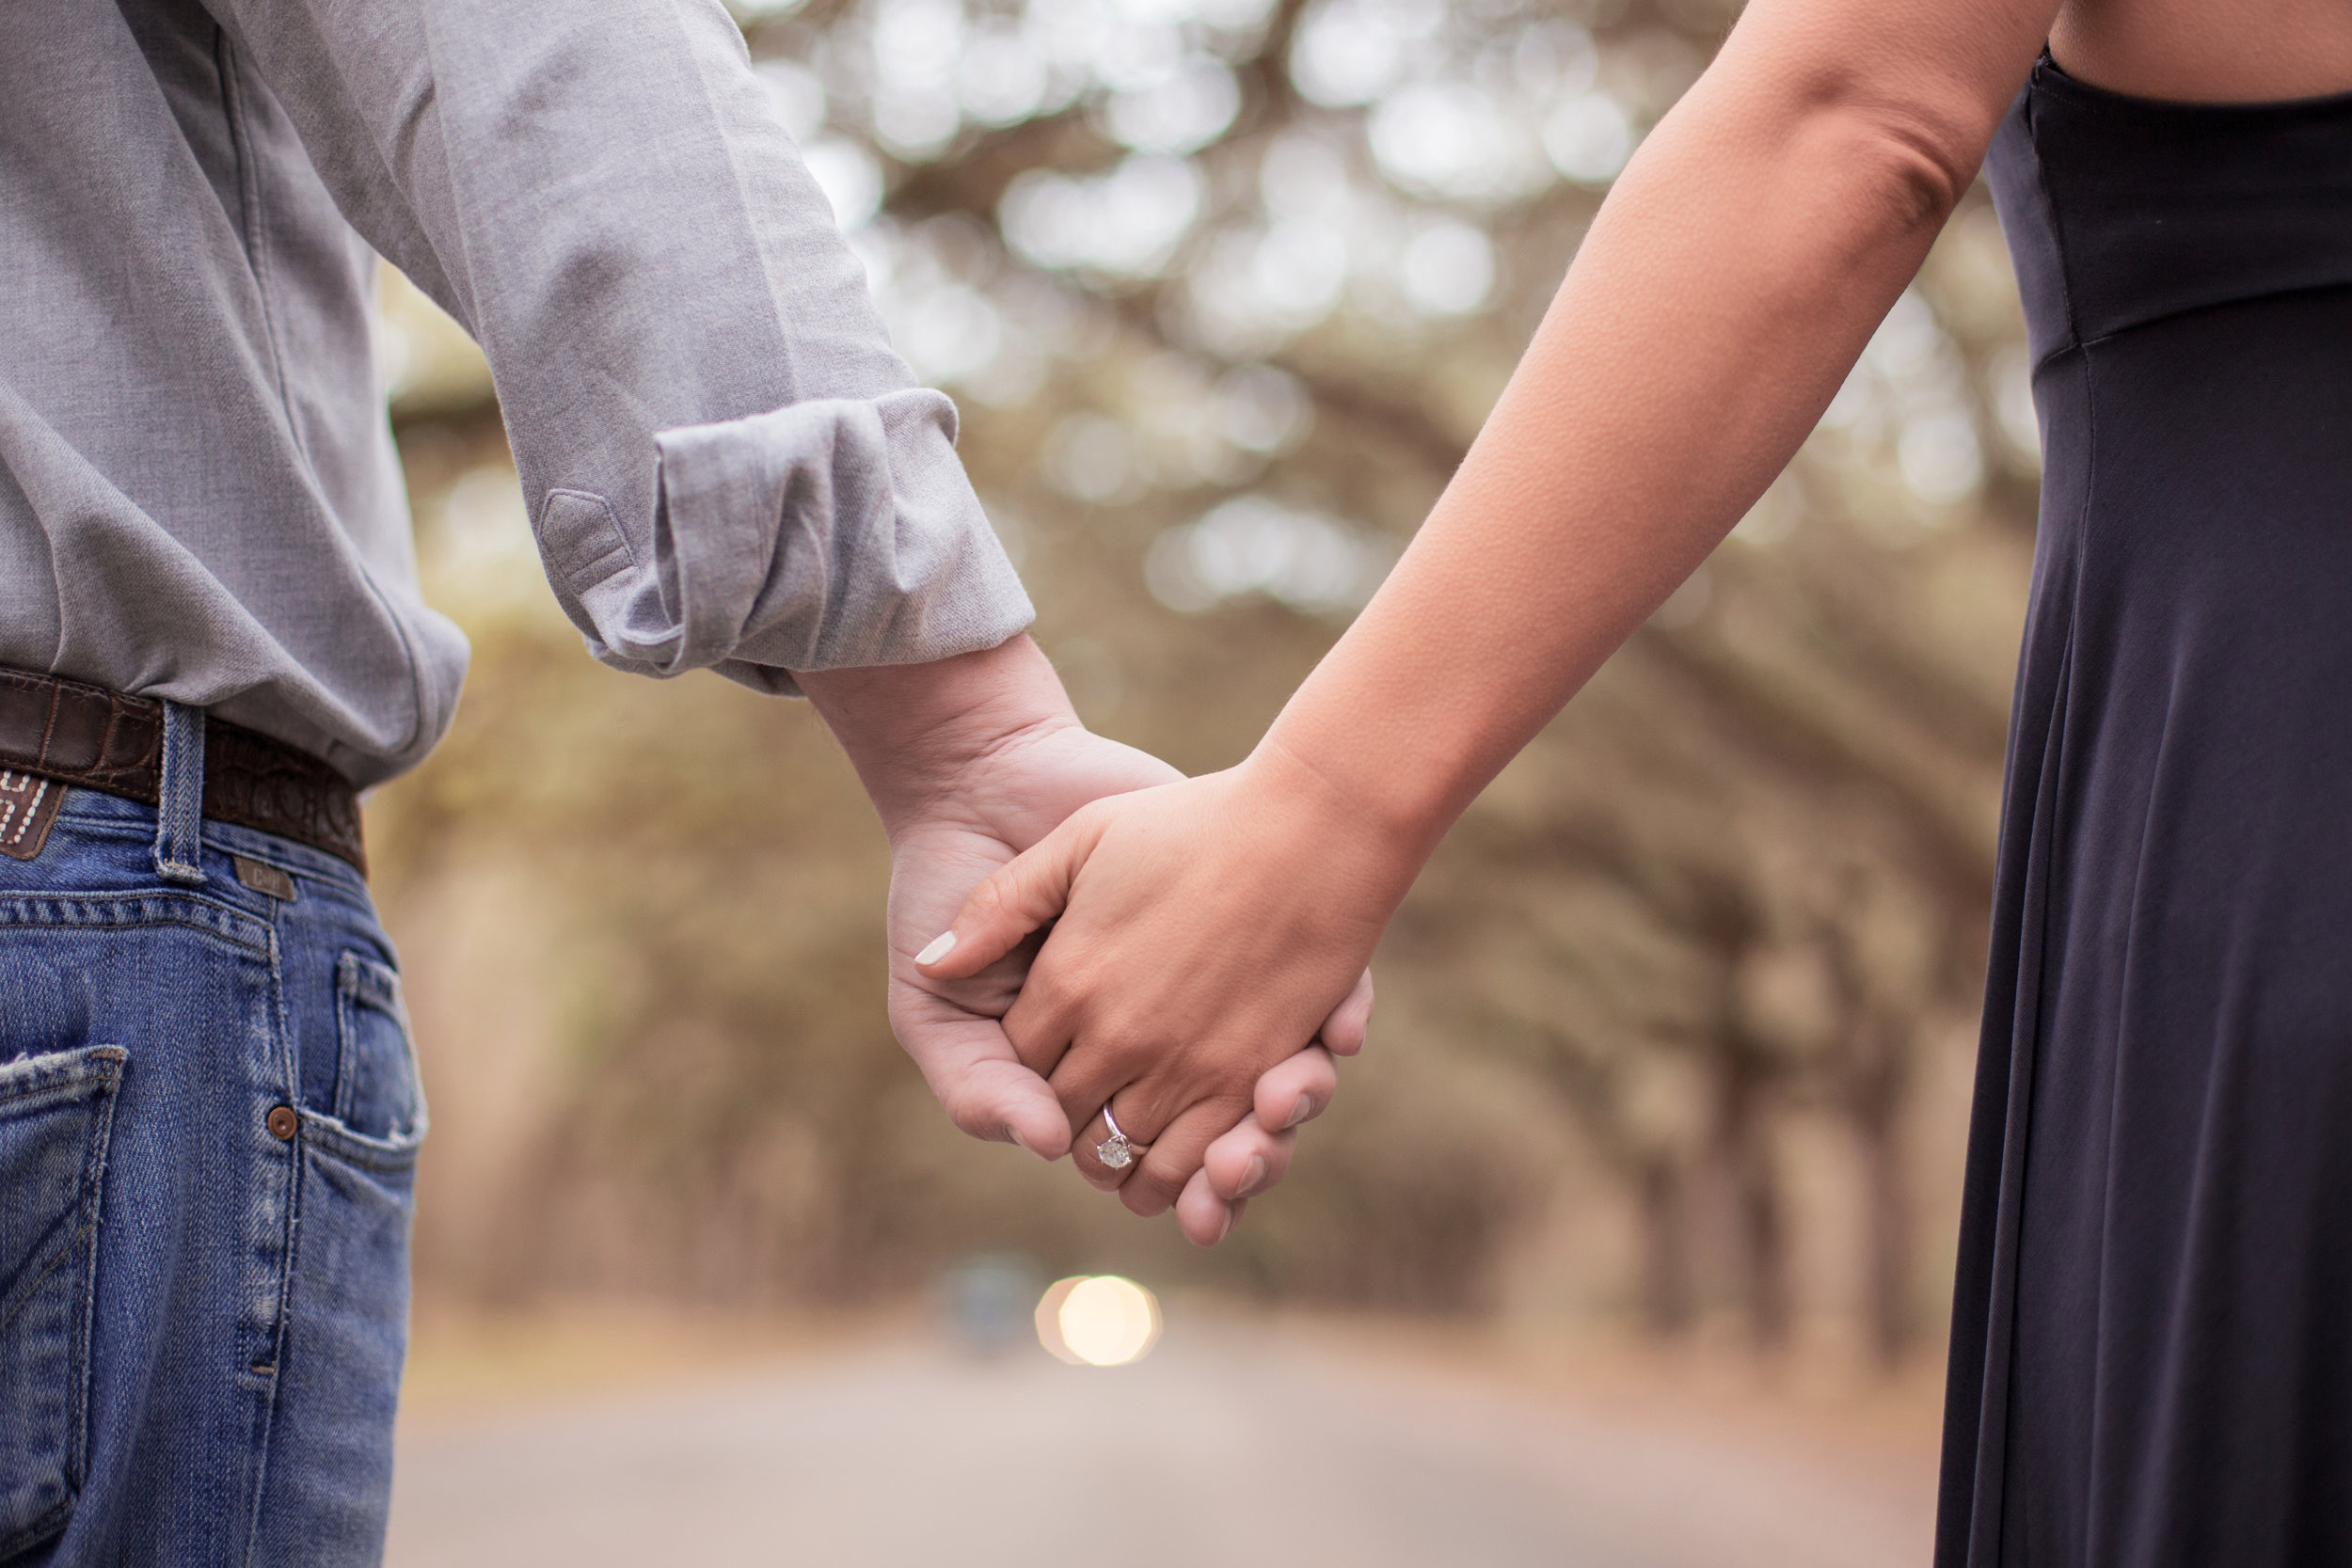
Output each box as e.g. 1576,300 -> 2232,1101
207,0 -> 1033,689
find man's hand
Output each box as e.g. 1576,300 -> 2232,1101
799,635 -> 1359,1244
879,719 -> 1179,1158
916,737 -> 1403,1219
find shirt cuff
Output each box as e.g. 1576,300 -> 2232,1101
538,387 -> 1035,692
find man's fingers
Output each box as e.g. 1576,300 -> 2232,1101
1253,1044 -> 1338,1134
946,1055 -> 1076,1160
1176,1169 -> 1248,1247
1006,1006 -> 1078,1085
1315,971 -> 1375,1057
1203,1113 -> 1298,1203
1120,1098 -> 1247,1217
888,988 -> 1075,1160
914,808 -> 1104,980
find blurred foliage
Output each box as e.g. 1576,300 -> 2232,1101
371,0 -> 2032,1354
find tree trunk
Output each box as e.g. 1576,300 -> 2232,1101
1637,1158 -> 1694,1336
1721,1055 -> 1789,1349
1852,1035 -> 1915,1368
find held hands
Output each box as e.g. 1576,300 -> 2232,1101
803,638 -> 1366,1244
917,740 -> 1410,1223
803,637 -> 1377,1243
882,721 -> 1358,1243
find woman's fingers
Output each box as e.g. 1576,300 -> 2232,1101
1119,1097 -> 1251,1216
1252,1044 -> 1338,1136
1085,1049 -> 1329,1239
913,805 -> 1107,980
1315,971 -> 1375,1056
1059,1037 -> 1340,1201
1068,1101 -> 1143,1192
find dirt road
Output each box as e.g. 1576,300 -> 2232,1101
387,1321 -> 1935,1567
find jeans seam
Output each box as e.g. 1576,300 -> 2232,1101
239,921 -> 297,1568
66,1057 -> 123,1526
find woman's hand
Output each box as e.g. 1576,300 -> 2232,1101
918,740 -> 1413,1218
803,638 -> 1372,1243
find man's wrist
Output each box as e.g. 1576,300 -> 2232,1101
798,634 -> 1079,835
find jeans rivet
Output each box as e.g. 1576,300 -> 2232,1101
265,1104 -> 298,1142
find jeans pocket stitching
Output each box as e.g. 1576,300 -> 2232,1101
0,1207 -> 101,1340
0,1043 -> 128,1107
0,892 -> 271,958
333,951 -> 424,1140
294,1105 -> 425,1173
0,1044 -> 126,1560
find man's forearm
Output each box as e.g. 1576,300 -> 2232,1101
799,635 -> 1080,837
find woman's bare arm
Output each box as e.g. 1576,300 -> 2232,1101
1264,0 -> 2060,857
924,0 -> 2064,1218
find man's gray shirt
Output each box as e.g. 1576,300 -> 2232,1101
2,0 -> 1034,788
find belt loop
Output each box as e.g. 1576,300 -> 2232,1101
153,701 -> 208,886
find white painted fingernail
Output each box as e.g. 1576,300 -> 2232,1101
1286,1093 -> 1313,1129
915,931 -> 957,966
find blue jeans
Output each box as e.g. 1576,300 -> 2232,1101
0,705 -> 422,1566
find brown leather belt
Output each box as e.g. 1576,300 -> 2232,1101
0,669 -> 366,874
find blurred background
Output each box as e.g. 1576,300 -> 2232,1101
373,0 -> 2035,1557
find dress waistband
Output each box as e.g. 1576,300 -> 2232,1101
1992,54 -> 2352,366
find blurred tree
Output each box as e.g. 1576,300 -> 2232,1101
371,0 -> 2033,1354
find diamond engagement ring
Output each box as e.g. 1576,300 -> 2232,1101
1095,1106 -> 1138,1170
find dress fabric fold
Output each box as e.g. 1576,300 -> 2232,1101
1938,58 -> 2352,1567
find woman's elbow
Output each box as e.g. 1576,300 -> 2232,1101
1851,104 -> 1983,230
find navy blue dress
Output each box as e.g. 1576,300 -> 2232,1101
1937,57 -> 2352,1565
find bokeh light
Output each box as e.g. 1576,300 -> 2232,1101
1399,217 -> 1496,316
1543,93 -> 1635,183
756,59 -> 827,141
1100,54 -> 1241,153
1145,494 -> 1394,615
1036,1275 -> 1163,1366
803,139 -> 883,229
1001,155 -> 1206,277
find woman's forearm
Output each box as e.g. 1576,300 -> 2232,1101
1258,0 -> 2056,862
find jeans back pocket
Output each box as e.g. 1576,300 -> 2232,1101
333,953 -> 423,1145
0,1044 -> 125,1558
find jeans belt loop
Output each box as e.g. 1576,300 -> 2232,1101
152,700 -> 208,886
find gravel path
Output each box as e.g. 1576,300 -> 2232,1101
387,1324 -> 1933,1567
